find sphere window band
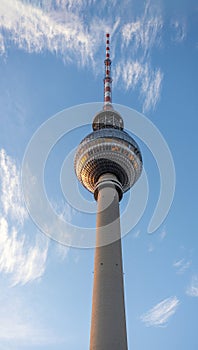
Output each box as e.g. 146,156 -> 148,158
77,129 -> 142,161
74,128 -> 142,196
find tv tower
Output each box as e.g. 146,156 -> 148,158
74,34 -> 142,349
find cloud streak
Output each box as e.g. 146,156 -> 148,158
0,0 -> 94,65
0,149 -> 27,225
173,258 -> 192,275
0,149 -> 49,285
121,0 -> 163,58
171,19 -> 187,43
159,227 -> 167,240
0,0 -> 188,112
0,0 -> 165,112
116,0 -> 163,111
0,149 -> 70,345
140,296 -> 180,327
186,275 -> 198,297
0,216 -> 48,286
110,59 -> 163,112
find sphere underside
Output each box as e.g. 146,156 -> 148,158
74,129 -> 142,194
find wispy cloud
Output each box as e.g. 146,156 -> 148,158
117,0 -> 163,112
0,216 -> 48,286
121,0 -> 163,57
0,0 -> 188,112
52,198 -> 76,224
0,31 -> 5,54
55,242 -> 70,261
114,61 -> 163,112
133,229 -> 141,238
0,148 -> 70,345
0,149 -> 27,225
171,19 -> 187,43
0,148 -> 49,285
148,242 -> 155,253
159,227 -> 167,240
186,275 -> 198,297
0,0 -> 95,66
173,258 -> 192,275
140,296 -> 180,327
0,0 -> 162,112
141,65 -> 163,112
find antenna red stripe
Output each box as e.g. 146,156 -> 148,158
104,33 -> 112,107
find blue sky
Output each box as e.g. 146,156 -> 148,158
0,0 -> 198,349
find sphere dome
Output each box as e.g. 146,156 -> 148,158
92,109 -> 124,131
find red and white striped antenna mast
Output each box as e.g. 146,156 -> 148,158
92,32 -> 124,131
104,33 -> 113,110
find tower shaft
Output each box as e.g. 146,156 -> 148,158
90,174 -> 128,350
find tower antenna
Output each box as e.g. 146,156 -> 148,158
104,33 -> 113,110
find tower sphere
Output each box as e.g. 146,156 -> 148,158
74,109 -> 142,199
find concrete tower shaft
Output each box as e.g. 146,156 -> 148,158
90,174 -> 127,350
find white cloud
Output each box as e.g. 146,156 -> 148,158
0,0 -> 186,112
0,149 -> 27,225
0,148 -> 72,345
52,198 -> 76,224
55,242 -> 70,261
171,19 -> 187,43
0,212 -> 49,287
133,229 -> 141,238
148,242 -> 155,253
0,32 -> 5,54
173,258 -> 192,275
140,296 -> 180,327
121,0 -> 163,57
0,0 -> 95,66
0,0 -> 163,112
114,61 -> 163,112
159,228 -> 167,240
141,65 -> 163,112
114,60 -> 143,90
186,275 -> 198,297
0,148 -> 49,285
114,0 -> 164,112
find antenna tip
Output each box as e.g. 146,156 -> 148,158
106,33 -> 110,38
